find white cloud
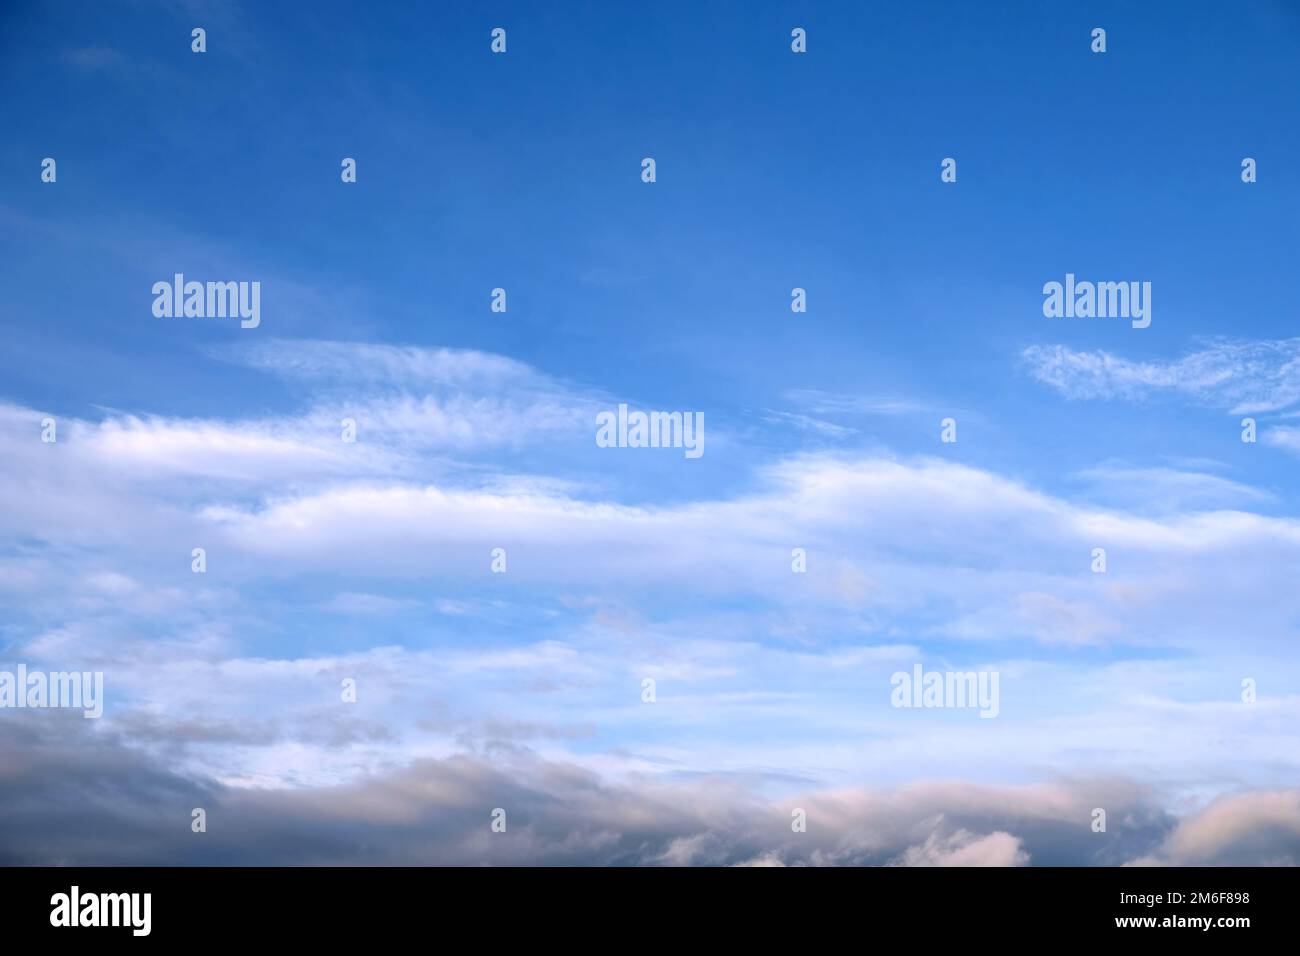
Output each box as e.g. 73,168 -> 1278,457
784,389 -> 932,417
1264,425 -> 1300,455
1072,464 -> 1274,511
1022,338 -> 1300,414
891,829 -> 1029,866
4,341 -> 1300,815
1129,790 -> 1300,865
321,592 -> 424,615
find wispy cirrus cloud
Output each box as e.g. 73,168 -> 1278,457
1071,464 -> 1275,512
1022,339 -> 1300,414
784,389 -> 934,418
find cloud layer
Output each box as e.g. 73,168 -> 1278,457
3,712 -> 1297,866
3,339 -> 1298,863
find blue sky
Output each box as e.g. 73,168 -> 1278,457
2,1 -> 1300,865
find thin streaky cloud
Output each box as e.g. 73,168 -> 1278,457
1022,339 -> 1300,414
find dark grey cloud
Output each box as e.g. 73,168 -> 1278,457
1,712 -> 1295,866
